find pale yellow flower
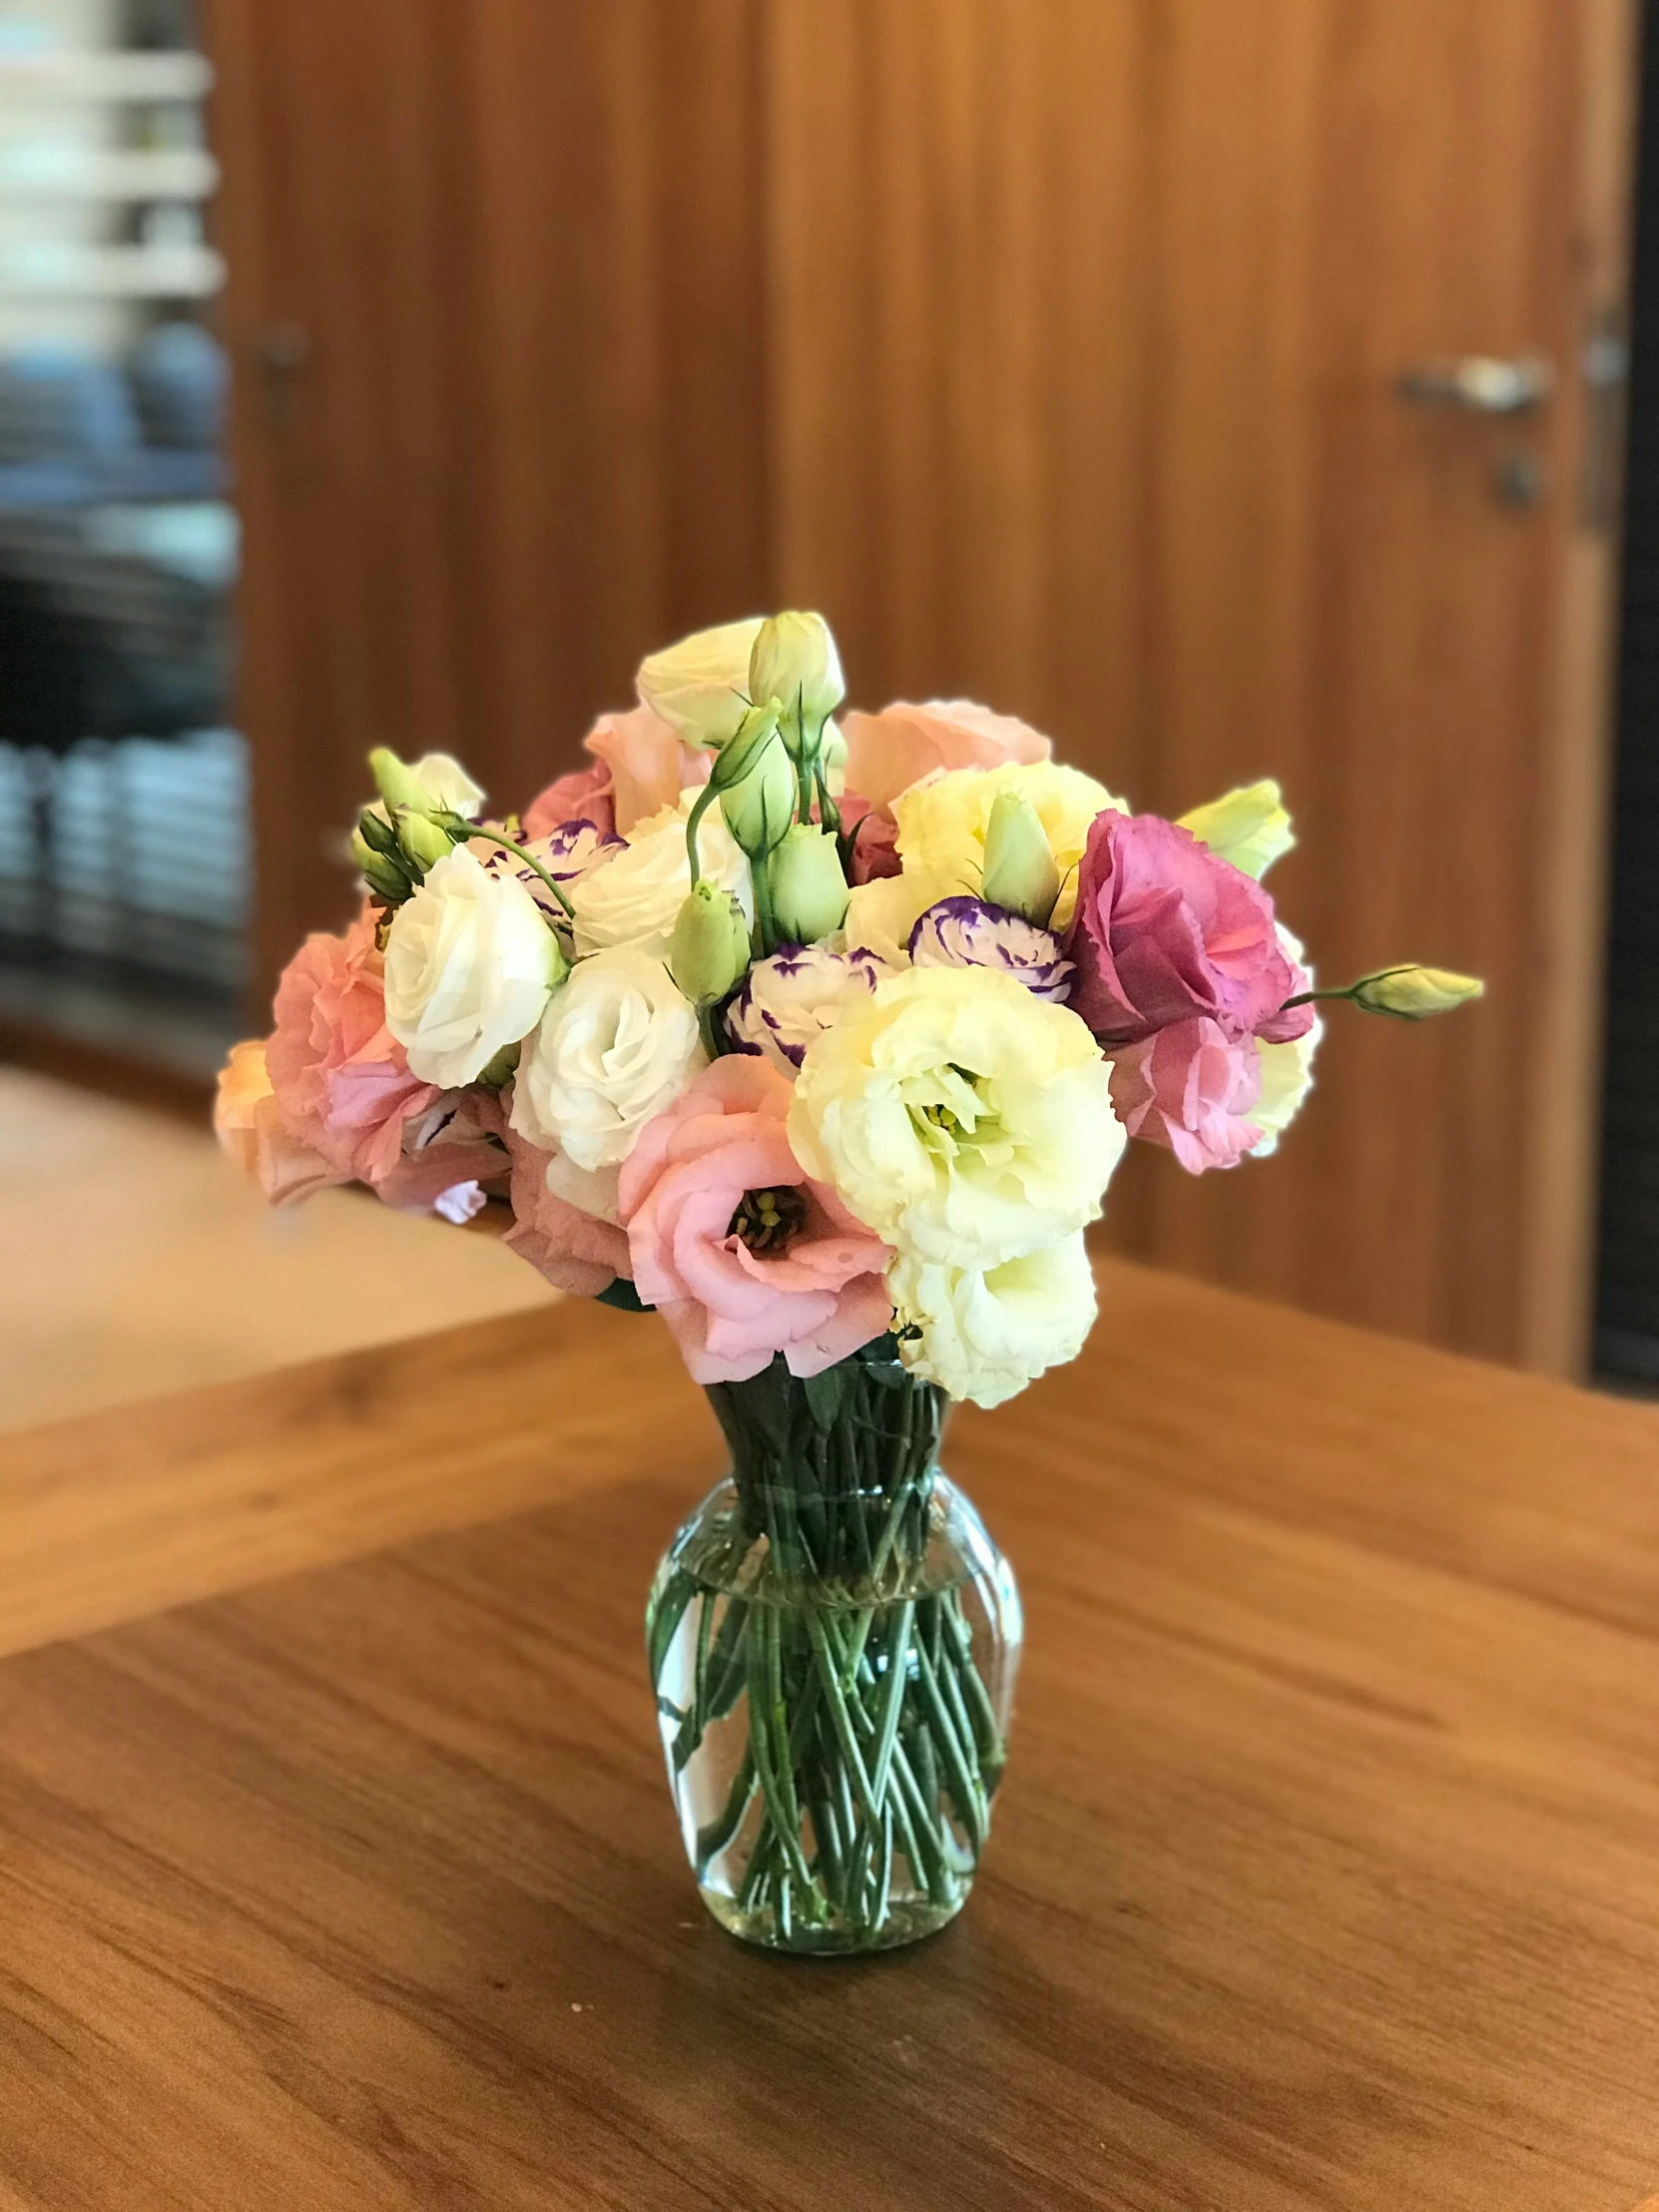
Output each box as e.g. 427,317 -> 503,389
893,761 -> 1124,927
1177,780 -> 1294,880
889,1232 -> 1098,1408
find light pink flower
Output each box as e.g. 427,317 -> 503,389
840,700 -> 1052,812
265,915 -> 443,1189
214,1039 -> 342,1204
618,1056 -> 892,1383
1065,812 -> 1313,1049
1106,1018 -> 1264,1174
379,1088 -> 511,1216
524,704 -> 713,841
501,1125 -> 632,1296
838,792 -> 902,883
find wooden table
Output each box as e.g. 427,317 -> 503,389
1,1260 -> 1656,2211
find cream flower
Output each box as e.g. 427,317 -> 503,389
838,864 -> 954,967
510,945 -> 706,1172
570,790 -> 752,960
1177,780 -> 1294,880
1248,929 -> 1321,1158
636,617 -> 764,748
384,847 -> 563,1088
893,761 -> 1125,928
889,1232 -> 1097,1408
788,964 -> 1123,1268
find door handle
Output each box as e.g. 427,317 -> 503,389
1395,352 -> 1556,413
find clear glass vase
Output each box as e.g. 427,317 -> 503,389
645,1349 -> 1022,1954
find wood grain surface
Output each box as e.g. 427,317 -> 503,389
1,1265 -> 1656,2210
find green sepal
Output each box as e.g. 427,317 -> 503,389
596,1276 -> 655,1313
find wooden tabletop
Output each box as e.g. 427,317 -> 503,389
1,1259 -> 1656,2212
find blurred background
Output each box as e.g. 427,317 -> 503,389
1,0 -> 1654,1430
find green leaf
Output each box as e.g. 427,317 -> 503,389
596,1277 -> 654,1313
802,1368 -> 845,1431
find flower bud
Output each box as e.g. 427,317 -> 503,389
367,748 -> 484,822
350,826 -> 412,904
721,729 -> 796,857
749,613 -> 844,759
668,879 -> 752,1004
1177,780 -> 1294,881
979,790 -> 1061,925
395,809 -> 456,873
1352,964 -> 1484,1018
769,825 -> 850,944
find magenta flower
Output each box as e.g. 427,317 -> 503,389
618,1056 -> 893,1384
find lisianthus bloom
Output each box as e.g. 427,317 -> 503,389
570,791 -> 752,961
788,964 -> 1124,1269
840,700 -> 1052,812
894,761 -> 1124,928
635,617 -> 765,749
1177,780 -> 1294,881
501,1123 -> 632,1296
383,846 -> 565,1088
511,944 -> 706,1172
839,794 -> 902,883
264,913 -> 444,1189
384,1088 -> 510,1218
908,896 -> 1073,1002
620,1056 -> 892,1384
1064,811 -> 1314,1051
726,943 -> 889,1070
214,1038 -> 341,1204
889,1230 -> 1097,1409
523,704 -> 713,842
1106,1018 -> 1265,1173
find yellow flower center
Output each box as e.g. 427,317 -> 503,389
729,1185 -> 810,1257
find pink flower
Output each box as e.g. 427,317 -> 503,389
1065,812 -> 1313,1049
378,1089 -> 511,1216
840,700 -> 1052,811
265,913 -> 441,1189
523,704 -> 713,841
618,1056 -> 892,1384
501,1125 -> 632,1296
838,793 -> 903,883
215,1039 -> 343,1204
1106,1019 -> 1263,1173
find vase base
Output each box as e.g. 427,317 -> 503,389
698,1882 -> 968,1955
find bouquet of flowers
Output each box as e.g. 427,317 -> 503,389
219,610 -> 1479,1952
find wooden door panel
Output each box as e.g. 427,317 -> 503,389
769,0 -> 1630,1366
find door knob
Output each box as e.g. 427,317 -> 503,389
1395,352 -> 1555,413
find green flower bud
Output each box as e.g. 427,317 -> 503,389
367,747 -> 484,820
669,879 -> 752,1004
350,827 -> 412,904
768,825 -> 849,944
721,729 -> 796,857
1177,779 -> 1294,881
709,699 -> 784,794
395,809 -> 456,873
1352,965 -> 1484,1018
749,613 -> 843,760
979,790 -> 1060,925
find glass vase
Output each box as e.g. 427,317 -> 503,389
645,1347 -> 1022,1954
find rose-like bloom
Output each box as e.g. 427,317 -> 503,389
619,1056 -> 892,1383
889,1231 -> 1097,1409
726,943 -> 889,1070
840,700 -> 1053,812
1064,811 -> 1314,1051
894,761 -> 1124,928
570,791 -> 752,961
215,1038 -> 342,1204
501,1121 -> 632,1296
1177,780 -> 1294,881
1105,1018 -> 1264,1173
523,705 -> 713,841
265,913 -> 444,1187
788,964 -> 1124,1268
510,944 -> 706,1171
383,846 -> 564,1088
839,794 -> 902,882
636,617 -> 764,748
908,896 -> 1073,1002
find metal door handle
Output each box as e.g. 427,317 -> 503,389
1395,352 -> 1556,413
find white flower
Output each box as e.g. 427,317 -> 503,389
636,617 -> 764,748
788,964 -> 1124,1268
893,762 -> 1125,928
727,943 -> 890,1070
510,945 -> 706,1172
384,846 -> 563,1087
1248,926 -> 1321,1158
570,790 -> 752,960
890,1232 -> 1097,1408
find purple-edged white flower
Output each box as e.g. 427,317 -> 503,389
726,943 -> 891,1071
907,895 -> 1074,1002
473,816 -> 622,924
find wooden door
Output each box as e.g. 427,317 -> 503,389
769,0 -> 1636,1370
205,0 -> 769,985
